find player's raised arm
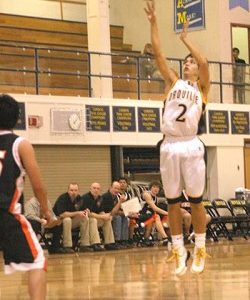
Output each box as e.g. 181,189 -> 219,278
180,19 -> 210,97
144,0 -> 178,92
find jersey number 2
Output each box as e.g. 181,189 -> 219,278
176,104 -> 187,122
0,150 -> 6,176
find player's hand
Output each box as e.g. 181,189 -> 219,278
78,210 -> 88,218
101,213 -> 112,221
119,194 -> 127,203
144,0 -> 156,23
43,210 -> 53,227
41,218 -> 48,226
44,217 -> 62,228
180,18 -> 190,40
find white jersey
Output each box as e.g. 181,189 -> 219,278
161,79 -> 205,138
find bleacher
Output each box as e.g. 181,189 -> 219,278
0,13 -> 165,100
0,13 -> 125,49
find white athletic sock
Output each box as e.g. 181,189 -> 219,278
195,233 -> 206,248
172,234 -> 184,249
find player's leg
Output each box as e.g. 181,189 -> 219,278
189,200 -> 208,274
189,201 -> 206,234
160,141 -> 183,236
144,222 -> 153,238
166,198 -> 190,275
206,213 -> 212,225
184,138 -> 208,273
154,214 -> 168,238
28,269 -> 46,300
161,141 -> 189,276
2,212 -> 47,299
128,219 -> 137,240
181,208 -> 192,241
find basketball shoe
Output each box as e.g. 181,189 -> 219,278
166,246 -> 190,276
191,246 -> 210,274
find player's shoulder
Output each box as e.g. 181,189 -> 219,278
17,137 -> 32,149
142,190 -> 152,200
17,138 -> 35,158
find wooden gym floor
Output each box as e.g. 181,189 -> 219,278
0,239 -> 250,299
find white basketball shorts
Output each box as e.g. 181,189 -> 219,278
160,136 -> 205,200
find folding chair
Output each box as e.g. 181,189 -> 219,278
212,198 -> 247,239
130,181 -> 149,203
39,229 -> 53,250
228,198 -> 250,237
202,199 -> 234,241
202,200 -> 220,242
129,214 -> 155,247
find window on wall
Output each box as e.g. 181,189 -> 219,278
232,26 -> 249,64
232,25 -> 250,104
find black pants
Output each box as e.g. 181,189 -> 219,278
28,219 -> 62,249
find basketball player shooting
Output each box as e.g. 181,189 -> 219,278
144,0 -> 210,276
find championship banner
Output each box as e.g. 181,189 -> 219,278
112,106 -> 136,132
85,105 -> 110,131
174,0 -> 205,32
231,111 -> 250,135
138,107 -> 160,132
208,110 -> 229,134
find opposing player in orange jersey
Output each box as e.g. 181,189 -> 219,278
0,94 -> 53,299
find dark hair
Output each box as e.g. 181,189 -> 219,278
0,94 -> 19,130
118,177 -> 128,183
143,43 -> 153,56
184,53 -> 199,66
184,53 -> 193,62
183,53 -> 200,75
149,181 -> 162,190
233,47 -> 240,53
68,183 -> 79,189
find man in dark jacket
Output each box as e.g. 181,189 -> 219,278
77,182 -> 119,250
53,183 -> 103,252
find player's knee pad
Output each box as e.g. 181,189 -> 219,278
188,196 -> 202,204
167,195 -> 183,205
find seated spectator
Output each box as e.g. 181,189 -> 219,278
129,181 -> 169,245
118,177 -> 135,200
121,43 -> 164,92
76,182 -> 119,251
53,183 -> 103,253
101,181 -> 129,247
25,197 -> 64,254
